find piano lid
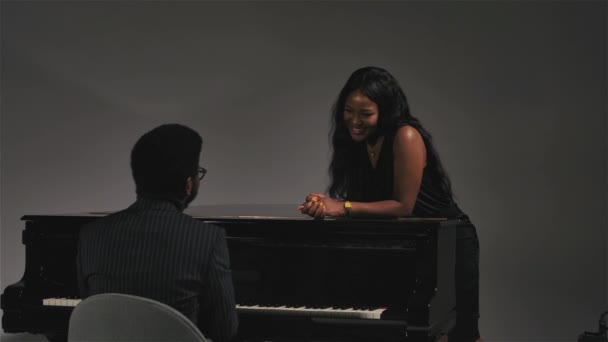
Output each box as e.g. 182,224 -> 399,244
186,204 -> 307,220
22,203 -> 446,222
21,204 -> 308,221
186,204 -> 446,222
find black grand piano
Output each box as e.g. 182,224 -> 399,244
1,204 -> 458,341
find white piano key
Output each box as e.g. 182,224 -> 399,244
235,304 -> 385,320
44,299 -> 386,319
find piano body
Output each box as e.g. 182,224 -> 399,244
1,204 -> 457,341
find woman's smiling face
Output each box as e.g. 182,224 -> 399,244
343,89 -> 379,142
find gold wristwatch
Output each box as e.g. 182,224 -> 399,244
344,201 -> 352,218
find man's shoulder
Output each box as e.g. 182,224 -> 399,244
153,211 -> 227,245
179,212 -> 224,232
83,208 -> 222,232
81,207 -> 132,227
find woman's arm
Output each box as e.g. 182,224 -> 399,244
345,125 -> 426,217
299,126 -> 426,218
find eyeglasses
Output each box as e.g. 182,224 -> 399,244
198,166 -> 207,181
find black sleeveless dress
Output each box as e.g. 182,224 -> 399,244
347,125 -> 481,340
347,126 -> 463,219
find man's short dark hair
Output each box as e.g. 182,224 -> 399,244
131,124 -> 202,198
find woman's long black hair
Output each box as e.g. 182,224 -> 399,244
328,66 -> 454,201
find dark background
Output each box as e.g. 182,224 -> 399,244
1,1 -> 606,341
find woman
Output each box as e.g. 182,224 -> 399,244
298,66 -> 483,342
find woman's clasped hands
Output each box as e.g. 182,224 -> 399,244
297,193 -> 344,219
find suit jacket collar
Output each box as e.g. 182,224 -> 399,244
130,196 -> 185,212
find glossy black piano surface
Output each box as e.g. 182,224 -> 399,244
1,204 -> 458,342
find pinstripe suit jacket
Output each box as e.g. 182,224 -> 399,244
77,198 -> 238,342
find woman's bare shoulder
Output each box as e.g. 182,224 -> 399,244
394,125 -> 423,146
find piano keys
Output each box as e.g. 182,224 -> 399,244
1,204 -> 458,341
41,298 -> 387,319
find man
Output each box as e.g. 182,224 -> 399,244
77,124 -> 238,342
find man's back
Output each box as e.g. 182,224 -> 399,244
77,198 -> 238,342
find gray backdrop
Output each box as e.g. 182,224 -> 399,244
1,1 -> 606,341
